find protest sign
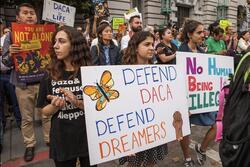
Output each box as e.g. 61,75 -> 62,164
124,7 -> 142,21
219,19 -> 231,32
11,23 -> 55,83
177,52 -> 234,114
118,24 -> 126,34
42,0 -> 76,27
81,65 -> 190,165
124,7 -> 142,32
112,17 -> 125,30
92,0 -> 110,17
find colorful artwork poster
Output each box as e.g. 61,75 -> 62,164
176,52 -> 234,114
92,0 -> 110,17
11,23 -> 55,83
81,65 -> 190,165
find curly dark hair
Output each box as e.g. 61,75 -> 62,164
159,27 -> 172,40
47,26 -> 91,80
239,31 -> 250,40
213,27 -> 224,36
122,31 -> 155,65
180,19 -> 203,43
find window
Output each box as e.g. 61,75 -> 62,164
132,0 -> 142,13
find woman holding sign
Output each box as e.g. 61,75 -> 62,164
179,19 -> 217,167
119,31 -> 168,167
37,26 -> 95,167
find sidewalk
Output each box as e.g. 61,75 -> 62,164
1,119 -> 222,167
1,119 -> 52,167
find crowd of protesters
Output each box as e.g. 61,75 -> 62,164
0,2 -> 249,167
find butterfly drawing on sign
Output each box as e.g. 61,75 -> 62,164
83,70 -> 120,111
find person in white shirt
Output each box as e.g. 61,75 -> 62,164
237,31 -> 250,55
120,15 -> 142,50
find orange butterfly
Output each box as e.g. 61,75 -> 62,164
83,70 -> 120,111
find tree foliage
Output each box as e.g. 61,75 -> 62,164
3,0 -> 94,16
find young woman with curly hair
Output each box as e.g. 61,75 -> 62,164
37,26 -> 95,167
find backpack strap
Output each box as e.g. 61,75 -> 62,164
234,52 -> 250,82
244,67 -> 250,83
96,44 -> 100,57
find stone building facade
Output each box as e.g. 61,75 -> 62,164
108,0 -> 248,30
0,0 -> 248,31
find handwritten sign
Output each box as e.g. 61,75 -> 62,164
81,65 -> 190,165
112,17 -> 125,30
11,23 -> 55,83
177,52 -> 234,114
42,0 -> 76,27
124,7 -> 142,21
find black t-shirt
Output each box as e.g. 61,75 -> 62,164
155,42 -> 177,64
37,71 -> 88,161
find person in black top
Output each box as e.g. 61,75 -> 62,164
37,26 -> 95,167
155,27 -> 177,64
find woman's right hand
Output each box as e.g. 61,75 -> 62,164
47,95 -> 65,108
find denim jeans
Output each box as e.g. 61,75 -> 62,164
0,74 -> 21,128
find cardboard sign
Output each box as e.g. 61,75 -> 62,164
112,17 -> 125,30
177,52 -> 234,114
11,23 -> 55,83
124,7 -> 142,21
81,65 -> 190,165
42,0 -> 76,27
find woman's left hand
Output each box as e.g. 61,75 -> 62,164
59,88 -> 77,104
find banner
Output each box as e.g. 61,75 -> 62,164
92,0 -> 110,17
112,17 -> 125,30
177,52 -> 234,114
81,65 -> 190,165
42,0 -> 76,27
11,23 -> 55,83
